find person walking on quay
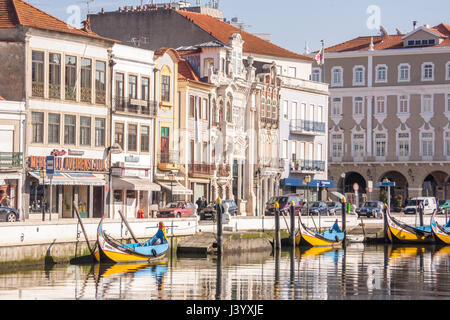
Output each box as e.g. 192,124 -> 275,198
196,197 -> 204,211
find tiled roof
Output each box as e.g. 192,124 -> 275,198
0,0 -> 115,42
178,58 -> 215,87
325,23 -> 450,53
176,10 -> 312,61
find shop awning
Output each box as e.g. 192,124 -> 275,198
112,177 -> 161,191
29,172 -> 106,186
157,180 -> 193,195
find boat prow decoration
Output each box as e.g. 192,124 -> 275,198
295,216 -> 345,247
95,218 -> 169,263
430,210 -> 450,245
385,209 -> 433,244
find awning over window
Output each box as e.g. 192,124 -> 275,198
157,180 -> 193,195
112,177 -> 161,192
29,172 -> 106,186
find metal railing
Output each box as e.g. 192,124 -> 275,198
113,97 -> 157,116
0,152 -> 23,168
291,159 -> 325,172
158,151 -> 179,164
217,164 -> 231,176
290,119 -> 326,134
188,163 -> 215,176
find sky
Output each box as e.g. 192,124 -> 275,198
27,0 -> 450,53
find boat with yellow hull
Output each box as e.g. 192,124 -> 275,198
385,209 -> 433,244
430,210 -> 450,245
295,216 -> 345,247
94,219 -> 169,263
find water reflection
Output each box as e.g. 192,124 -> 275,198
0,244 -> 450,300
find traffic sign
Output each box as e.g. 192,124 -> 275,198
353,183 -> 359,192
376,181 -> 395,187
368,181 -> 373,193
46,155 -> 55,175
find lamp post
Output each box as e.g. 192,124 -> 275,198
168,173 -> 175,203
254,169 -> 260,216
40,170 -> 45,221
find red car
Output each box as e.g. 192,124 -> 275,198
157,201 -> 196,218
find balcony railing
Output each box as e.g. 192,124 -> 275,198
65,85 -> 76,101
188,163 -> 215,177
290,119 -> 326,134
291,159 -> 325,172
113,97 -> 157,116
80,87 -> 91,102
260,158 -> 286,168
217,164 -> 231,176
0,152 -> 23,168
48,83 -> 61,99
32,82 -> 44,97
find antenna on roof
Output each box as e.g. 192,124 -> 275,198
84,0 -> 94,14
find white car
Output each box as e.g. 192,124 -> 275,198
403,197 -> 437,215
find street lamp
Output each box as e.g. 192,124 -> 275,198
254,169 -> 260,216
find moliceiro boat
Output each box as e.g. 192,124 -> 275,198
94,220 -> 169,263
295,216 -> 345,247
430,210 -> 450,245
385,209 -> 433,244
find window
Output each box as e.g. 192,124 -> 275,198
48,113 -> 60,144
203,58 -> 214,77
447,94 -> 450,113
331,67 -> 343,86
95,118 -> 105,147
446,62 -> 450,81
189,96 -> 195,118
376,65 -> 387,83
80,58 -> 92,102
95,61 -> 106,104
422,63 -> 434,81
115,73 -> 124,98
80,116 -> 91,146
161,75 -> 170,102
65,55 -> 77,100
376,96 -> 386,114
422,94 -> 433,113
288,67 -> 297,78
352,134 -> 365,158
353,66 -> 365,86
331,98 -> 342,116
282,140 -> 288,159
375,133 -> 386,157
202,98 -> 208,120
312,68 -> 321,82
331,134 -> 343,158
282,100 -> 288,120
227,102 -> 232,122
354,97 -> 364,115
445,131 -> 450,157
272,100 -> 277,120
114,122 -> 124,149
398,133 -> 410,158
32,51 -> 44,97
398,64 -> 410,82
128,124 -> 137,151
49,53 -> 61,99
276,65 -> 282,75
141,77 -> 149,101
128,75 -> 137,100
266,99 -> 271,118
421,132 -> 433,157
140,125 -> 149,152
64,115 -> 76,145
399,95 -> 409,113
31,112 -> 44,143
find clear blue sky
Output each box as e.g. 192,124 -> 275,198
28,0 -> 450,53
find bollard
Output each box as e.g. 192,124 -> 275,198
290,201 -> 295,248
341,197 -> 346,233
274,201 -> 281,251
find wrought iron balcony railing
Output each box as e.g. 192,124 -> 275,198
291,159 -> 325,172
113,97 -> 157,116
290,119 -> 326,134
0,152 -> 23,168
188,163 -> 215,176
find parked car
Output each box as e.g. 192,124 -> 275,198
157,201 -> 196,218
403,197 -> 437,215
438,200 -> 450,213
199,200 -> 238,221
326,201 -> 342,215
307,201 -> 329,216
356,201 -> 384,219
0,207 -> 19,222
265,194 -> 302,216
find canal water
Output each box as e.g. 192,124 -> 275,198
0,243 -> 449,300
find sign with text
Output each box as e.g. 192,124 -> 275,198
29,156 -> 107,172
45,156 -> 55,175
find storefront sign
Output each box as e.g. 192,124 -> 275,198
51,149 -> 66,156
29,156 -> 107,172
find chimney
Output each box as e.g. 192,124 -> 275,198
101,8 -> 104,14
413,21 -> 417,30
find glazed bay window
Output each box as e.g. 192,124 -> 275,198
399,95 -> 409,113
161,75 -> 170,102
80,58 -> 92,103
65,55 -> 77,100
128,124 -> 137,152
31,112 -> 44,143
128,75 -> 137,100
95,61 -> 106,104
80,116 -> 91,146
140,125 -> 149,152
49,53 -> 61,99
48,113 -> 60,144
32,51 -> 44,97
114,123 -> 124,149
352,134 -> 365,158
95,118 -> 105,147
375,133 -> 387,157
64,115 -> 76,145
354,97 -> 364,115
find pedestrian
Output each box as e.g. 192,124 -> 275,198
202,196 -> 207,209
196,197 -> 203,211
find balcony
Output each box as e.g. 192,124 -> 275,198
32,82 -> 44,97
290,159 -> 325,173
113,97 -> 157,117
157,151 -> 180,171
290,119 -> 326,135
260,158 -> 286,168
0,152 -> 23,168
188,163 -> 215,178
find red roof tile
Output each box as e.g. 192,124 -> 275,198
176,10 -> 312,61
0,0 -> 115,42
178,58 -> 215,87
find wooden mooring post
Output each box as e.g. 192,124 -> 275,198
73,201 -> 94,256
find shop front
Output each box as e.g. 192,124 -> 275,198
27,156 -> 108,219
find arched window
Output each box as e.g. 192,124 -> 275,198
227,102 -> 232,122
218,101 -> 224,122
